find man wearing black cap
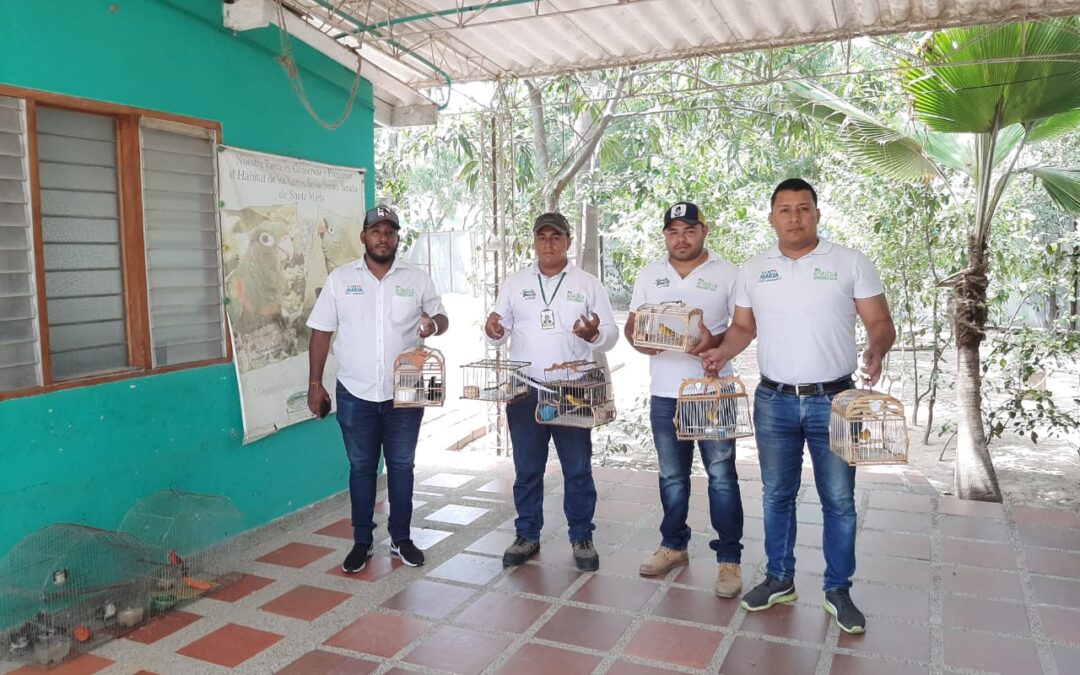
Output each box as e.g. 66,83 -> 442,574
484,212 -> 618,571
624,202 -> 745,597
307,205 -> 449,573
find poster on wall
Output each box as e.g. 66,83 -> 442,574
217,146 -> 365,443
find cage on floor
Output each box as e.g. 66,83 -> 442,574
829,390 -> 909,465
460,358 -> 531,402
393,346 -> 445,407
117,490 -> 243,609
673,376 -> 753,441
631,301 -> 704,352
535,360 -> 616,428
0,524 -> 154,669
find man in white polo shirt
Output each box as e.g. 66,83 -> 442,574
703,179 -> 895,634
306,205 -> 449,574
624,202 -> 745,598
484,212 -> 618,571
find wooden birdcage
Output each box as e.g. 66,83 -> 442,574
535,360 -> 616,428
632,301 -> 703,352
393,346 -> 445,407
673,376 -> 753,441
829,390 -> 909,465
460,358 -> 531,402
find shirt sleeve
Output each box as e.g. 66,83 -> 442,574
734,263 -> 753,308
420,273 -> 446,318
585,274 -> 619,353
305,272 -> 338,332
852,251 -> 886,299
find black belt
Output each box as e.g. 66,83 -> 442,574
759,376 -> 853,396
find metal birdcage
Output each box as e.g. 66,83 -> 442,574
632,301 -> 703,352
535,360 -> 616,428
393,346 -> 445,407
0,524 -> 155,669
829,389 -> 909,465
117,490 -> 243,609
461,358 -> 531,402
673,376 -> 754,441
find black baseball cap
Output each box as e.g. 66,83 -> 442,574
533,212 -> 571,237
364,205 -> 400,229
663,202 -> 703,228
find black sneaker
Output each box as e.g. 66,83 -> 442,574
740,575 -> 797,611
342,543 -> 373,573
824,588 -> 866,634
572,540 -> 599,571
390,539 -> 425,567
502,536 -> 540,566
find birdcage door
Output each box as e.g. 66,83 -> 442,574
673,376 -> 753,441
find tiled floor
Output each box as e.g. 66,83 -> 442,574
5,457 -> 1080,675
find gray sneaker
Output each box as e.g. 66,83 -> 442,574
741,575 -> 797,611
503,536 -> 540,566
572,540 -> 599,571
824,588 -> 866,634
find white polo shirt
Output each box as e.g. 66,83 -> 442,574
736,238 -> 885,384
488,261 -> 618,381
306,257 -> 446,402
629,251 -> 738,397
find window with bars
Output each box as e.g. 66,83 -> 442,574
0,90 -> 228,398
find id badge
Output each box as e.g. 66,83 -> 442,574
540,308 -> 556,330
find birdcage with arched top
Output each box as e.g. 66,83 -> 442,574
632,301 -> 704,352
0,524 -> 155,669
117,490 -> 243,610
461,358 -> 531,402
673,376 -> 753,441
393,346 -> 445,407
535,360 -> 616,428
829,390 -> 909,465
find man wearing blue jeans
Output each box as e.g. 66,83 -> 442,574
703,179 -> 895,633
307,206 -> 449,573
485,212 -> 618,571
625,202 -> 744,597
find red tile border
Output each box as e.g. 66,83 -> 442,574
207,572 -> 275,602
124,610 -> 202,644
623,620 -> 723,670
276,651 -> 379,675
176,623 -> 284,668
494,643 -> 603,675
324,612 -> 430,658
719,635 -> 822,675
256,542 -> 336,569
259,584 -> 353,621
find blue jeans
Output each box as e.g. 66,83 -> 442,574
506,388 -> 596,542
335,383 -> 424,546
651,396 -> 743,563
753,382 -> 857,591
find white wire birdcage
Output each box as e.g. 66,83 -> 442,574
460,358 -> 531,402
535,360 -> 616,428
673,376 -> 753,441
632,301 -> 703,352
829,389 -> 909,465
0,524 -> 154,669
393,346 -> 445,407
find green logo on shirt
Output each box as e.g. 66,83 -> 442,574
813,268 -> 838,281
566,290 -> 585,302
394,285 -> 415,297
695,279 -> 718,291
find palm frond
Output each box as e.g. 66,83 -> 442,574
1025,167 -> 1080,214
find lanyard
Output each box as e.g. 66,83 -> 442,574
537,272 -> 566,308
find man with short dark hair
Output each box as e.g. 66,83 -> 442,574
703,178 -> 895,633
307,205 -> 449,573
485,212 -> 618,571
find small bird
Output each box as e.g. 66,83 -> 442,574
858,428 -> 872,442
565,394 -> 588,408
427,376 -> 439,402
658,324 -> 679,340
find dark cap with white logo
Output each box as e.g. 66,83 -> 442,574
663,202 -> 703,228
364,205 -> 400,230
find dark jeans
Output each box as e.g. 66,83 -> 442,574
336,382 -> 424,546
506,387 -> 597,542
753,383 -> 857,591
650,395 -> 744,562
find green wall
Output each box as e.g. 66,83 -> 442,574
0,0 -> 375,556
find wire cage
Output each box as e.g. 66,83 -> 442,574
673,376 -> 754,441
117,490 -> 244,609
0,524 -> 154,669
632,301 -> 704,352
393,346 -> 445,408
829,390 -> 909,465
535,360 -> 616,428
460,358 -> 531,402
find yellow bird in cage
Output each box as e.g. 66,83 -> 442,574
658,324 -> 679,340
858,428 -> 872,441
565,394 -> 589,408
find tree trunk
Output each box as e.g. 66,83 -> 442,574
579,155 -> 600,277
951,246 -> 1003,501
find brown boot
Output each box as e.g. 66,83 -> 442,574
638,546 -> 689,576
715,562 -> 742,597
